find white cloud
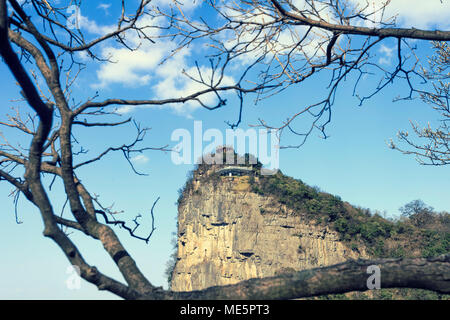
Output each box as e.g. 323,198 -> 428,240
349,0 -> 450,29
88,10 -> 236,115
95,47 -> 159,87
97,3 -> 111,16
76,50 -> 90,62
77,13 -> 116,35
378,44 -> 395,65
221,0 -> 449,72
92,15 -> 173,88
290,0 -> 450,30
115,105 -> 137,114
89,0 -> 450,116
291,0 -> 339,24
97,3 -> 111,11
153,64 -> 235,114
221,3 -> 334,67
151,0 -> 201,12
130,154 -> 149,164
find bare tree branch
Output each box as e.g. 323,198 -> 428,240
390,42 -> 449,165
269,0 -> 450,41
163,254 -> 450,299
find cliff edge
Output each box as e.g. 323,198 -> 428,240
170,161 -> 367,291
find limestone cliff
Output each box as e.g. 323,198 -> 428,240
170,166 -> 367,292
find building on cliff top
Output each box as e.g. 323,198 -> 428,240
170,167 -> 367,292
216,166 -> 253,177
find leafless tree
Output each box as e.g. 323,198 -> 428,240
160,0 -> 450,146
390,42 -> 449,165
0,0 -> 449,299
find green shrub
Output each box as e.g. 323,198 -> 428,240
421,230 -> 450,258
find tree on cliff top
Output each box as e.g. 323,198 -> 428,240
0,0 -> 449,299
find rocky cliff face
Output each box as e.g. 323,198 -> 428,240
171,172 -> 367,292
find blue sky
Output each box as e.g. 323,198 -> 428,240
0,1 -> 449,299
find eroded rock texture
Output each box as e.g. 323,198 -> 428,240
171,174 -> 365,291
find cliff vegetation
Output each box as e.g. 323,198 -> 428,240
168,149 -> 449,299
